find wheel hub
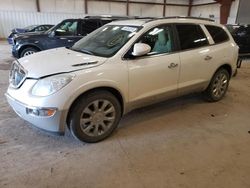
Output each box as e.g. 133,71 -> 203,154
24,51 -> 35,56
92,112 -> 105,124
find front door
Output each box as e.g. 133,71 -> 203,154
48,20 -> 82,49
125,25 -> 180,108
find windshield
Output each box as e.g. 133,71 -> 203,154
71,25 -> 141,57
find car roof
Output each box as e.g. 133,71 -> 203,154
109,16 -> 217,27
60,16 -> 154,22
108,19 -> 151,26
85,15 -> 133,19
38,24 -> 54,26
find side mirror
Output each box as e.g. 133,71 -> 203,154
132,43 -> 151,57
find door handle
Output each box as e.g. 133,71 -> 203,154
168,63 -> 178,69
204,55 -> 212,61
68,39 -> 74,42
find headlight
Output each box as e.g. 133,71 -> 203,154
32,74 -> 75,96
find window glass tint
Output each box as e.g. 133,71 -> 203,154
246,26 -> 250,34
235,25 -> 250,35
35,26 -> 45,31
138,25 -> 173,55
176,24 -> 208,50
205,25 -> 229,43
101,19 -> 113,25
25,25 -> 37,31
226,25 -> 240,34
72,25 -> 141,57
55,21 -> 78,36
44,25 -> 52,30
82,20 -> 99,36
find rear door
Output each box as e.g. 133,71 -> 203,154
175,24 -> 214,95
204,24 -> 236,73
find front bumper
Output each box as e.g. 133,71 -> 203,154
11,44 -> 19,58
5,93 -> 67,134
7,37 -> 14,45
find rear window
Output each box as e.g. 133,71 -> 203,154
176,24 -> 209,50
205,25 -> 229,44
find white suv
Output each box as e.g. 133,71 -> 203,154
6,17 -> 238,143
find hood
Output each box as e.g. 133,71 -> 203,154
15,32 -> 47,39
18,48 -> 107,78
12,28 -> 27,33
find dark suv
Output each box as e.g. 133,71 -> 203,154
226,24 -> 250,55
12,16 -> 132,58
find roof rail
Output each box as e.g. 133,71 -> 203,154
85,15 -> 133,19
146,16 -> 215,22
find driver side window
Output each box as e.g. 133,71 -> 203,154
55,21 -> 78,36
139,25 -> 173,55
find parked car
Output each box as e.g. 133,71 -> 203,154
225,24 -> 240,35
6,17 -> 238,143
11,16 -> 133,58
226,24 -> 250,55
7,24 -> 54,44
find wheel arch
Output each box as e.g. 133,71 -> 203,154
66,86 -> 125,127
18,44 -> 42,58
203,63 -> 232,102
204,63 -> 233,92
217,64 -> 232,78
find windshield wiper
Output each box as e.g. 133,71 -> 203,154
68,47 -> 94,55
80,49 -> 94,55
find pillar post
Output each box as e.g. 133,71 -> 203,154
217,0 -> 233,24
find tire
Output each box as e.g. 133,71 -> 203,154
69,90 -> 122,143
20,47 -> 38,57
203,68 -> 230,102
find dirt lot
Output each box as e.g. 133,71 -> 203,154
1,40 -> 250,188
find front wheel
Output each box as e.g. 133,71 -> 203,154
69,91 -> 122,143
203,68 -> 230,102
20,47 -> 38,57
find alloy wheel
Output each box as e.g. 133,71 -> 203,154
80,99 -> 116,137
23,50 -> 35,56
212,72 -> 228,98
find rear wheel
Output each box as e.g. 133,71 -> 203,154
20,47 -> 38,57
204,68 -> 230,102
69,91 -> 122,143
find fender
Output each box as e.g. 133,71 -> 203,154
62,79 -> 129,115
18,41 -> 43,51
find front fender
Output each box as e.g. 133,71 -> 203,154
17,40 -> 44,51
62,79 -> 128,114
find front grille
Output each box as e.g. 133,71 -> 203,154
9,61 -> 27,88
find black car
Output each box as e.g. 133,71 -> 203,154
7,24 -> 54,44
226,24 -> 250,55
12,16 -> 133,58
